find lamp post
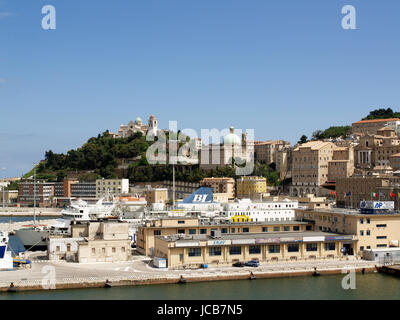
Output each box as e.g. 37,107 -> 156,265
33,163 -> 37,227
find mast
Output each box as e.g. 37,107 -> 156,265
1,167 -> 5,209
33,164 -> 36,227
172,164 -> 175,210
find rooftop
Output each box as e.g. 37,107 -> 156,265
158,231 -> 354,243
353,118 -> 400,125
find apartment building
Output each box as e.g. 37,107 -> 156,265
144,187 -> 168,204
136,217 -> 312,256
236,176 -> 267,199
200,177 -> 235,200
17,181 -> 55,207
96,179 -> 129,198
290,141 -> 337,197
254,140 -> 291,164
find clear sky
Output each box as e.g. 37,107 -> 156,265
1,0 -> 400,177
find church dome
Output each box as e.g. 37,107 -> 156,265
135,117 -> 142,124
224,127 -> 241,145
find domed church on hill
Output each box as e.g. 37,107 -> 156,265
117,115 -> 158,138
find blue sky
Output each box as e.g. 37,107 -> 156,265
1,0 -> 400,177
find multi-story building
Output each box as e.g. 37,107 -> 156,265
275,146 -> 292,180
136,217 -> 312,256
254,140 -> 291,165
236,176 -> 267,199
354,127 -> 400,170
295,205 -> 400,254
200,177 -> 235,200
0,190 -> 18,205
290,141 -> 337,197
48,220 -> 131,263
154,231 -> 356,268
352,118 -> 400,136
144,187 -> 168,204
96,179 -> 129,198
70,182 -> 96,199
335,175 -> 396,208
327,146 -> 355,181
17,181 -> 55,207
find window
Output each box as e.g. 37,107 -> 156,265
209,247 -> 221,256
122,247 -> 125,253
231,228 -> 235,233
229,246 -> 242,255
242,227 -> 249,233
200,229 -> 207,234
377,224 -> 387,228
102,248 -> 106,254
273,227 -> 280,232
262,227 -> 268,232
376,236 -> 387,239
221,228 -> 228,234
360,218 -> 364,224
293,226 -> 300,231
178,221 -> 185,224
66,244 -> 71,252
189,229 -> 196,235
367,219 -> 370,224
178,229 -> 185,234
284,226 -> 290,232
92,248 -> 96,254
377,244 -> 388,248
112,247 -> 116,253
306,243 -> 318,252
360,246 -> 364,251
249,245 -> 261,254
154,230 -> 161,236
287,244 -> 299,252
324,242 -> 335,251
56,246 -> 60,252
360,230 -> 364,236
188,248 -> 201,257
269,245 -> 280,253
306,225 -> 312,231
366,230 -> 370,236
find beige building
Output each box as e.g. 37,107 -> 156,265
276,147 -> 292,180
335,175 -> 400,208
200,177 -> 235,200
327,146 -> 355,181
96,179 -> 129,198
290,141 -> 337,197
0,190 -> 18,205
144,188 -> 168,204
117,115 -> 158,138
236,176 -> 267,199
154,231 -> 356,268
136,217 -> 313,256
296,207 -> 400,254
352,118 -> 400,136
48,221 -> 131,263
254,140 -> 291,164
354,127 -> 400,170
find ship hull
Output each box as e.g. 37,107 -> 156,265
15,229 -> 50,251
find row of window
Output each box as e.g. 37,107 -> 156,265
154,225 -> 305,236
187,243 -> 336,257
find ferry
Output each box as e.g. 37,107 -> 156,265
15,198 -> 118,250
0,231 -> 13,270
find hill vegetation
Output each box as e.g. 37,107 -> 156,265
362,108 -> 400,120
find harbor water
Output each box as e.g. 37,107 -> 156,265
0,273 -> 399,300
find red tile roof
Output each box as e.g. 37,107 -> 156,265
352,118 -> 400,125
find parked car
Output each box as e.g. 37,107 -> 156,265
244,260 -> 260,267
232,261 -> 245,267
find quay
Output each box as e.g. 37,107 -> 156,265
0,252 -> 377,292
0,208 -> 62,217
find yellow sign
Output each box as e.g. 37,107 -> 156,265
231,215 -> 252,222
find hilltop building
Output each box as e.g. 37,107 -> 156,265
117,115 -> 158,138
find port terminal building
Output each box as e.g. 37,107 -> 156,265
154,231 -> 356,269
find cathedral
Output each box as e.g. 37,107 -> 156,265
117,115 -> 158,138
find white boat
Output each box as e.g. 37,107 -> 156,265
15,198 -> 118,250
0,231 -> 13,270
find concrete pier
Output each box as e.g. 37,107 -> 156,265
0,252 -> 377,292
